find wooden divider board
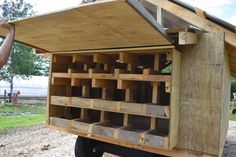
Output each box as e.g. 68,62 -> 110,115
0,0 -> 170,53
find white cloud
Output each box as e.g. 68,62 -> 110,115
226,15 -> 236,26
181,0 -> 234,8
26,0 -> 83,14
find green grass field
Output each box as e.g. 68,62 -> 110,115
231,114 -> 236,121
0,104 -> 46,132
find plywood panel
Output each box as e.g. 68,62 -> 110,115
178,32 -> 225,156
0,0 -> 170,52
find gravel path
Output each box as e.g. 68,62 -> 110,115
0,121 -> 236,157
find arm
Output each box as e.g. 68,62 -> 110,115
0,20 -> 15,68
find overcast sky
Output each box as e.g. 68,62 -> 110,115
0,0 -> 236,25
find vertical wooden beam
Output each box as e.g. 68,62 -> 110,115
152,82 -> 159,104
100,111 -> 108,122
156,5 -> 162,25
124,113 -> 129,126
150,117 -> 156,130
80,108 -> 88,119
82,86 -> 90,97
154,54 -> 160,72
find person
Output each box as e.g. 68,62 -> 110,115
0,20 -> 15,68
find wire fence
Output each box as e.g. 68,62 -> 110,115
0,86 -> 47,105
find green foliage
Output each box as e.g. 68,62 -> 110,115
0,114 -> 45,132
230,114 -> 236,121
231,79 -> 236,99
0,0 -> 49,93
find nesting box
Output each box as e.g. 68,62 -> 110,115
1,0 -> 235,156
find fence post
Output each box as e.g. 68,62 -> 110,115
4,90 -> 6,105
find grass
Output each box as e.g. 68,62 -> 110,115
0,114 -> 45,132
0,103 -> 45,114
0,103 -> 46,132
230,114 -> 236,121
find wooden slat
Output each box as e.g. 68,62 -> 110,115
51,96 -> 169,118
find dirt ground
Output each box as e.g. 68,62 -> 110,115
0,121 -> 235,157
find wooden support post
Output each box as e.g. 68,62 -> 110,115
80,108 -> 88,119
156,5 -> 162,25
154,54 -> 160,72
82,86 -> 90,97
125,89 -> 133,102
124,113 -> 129,126
165,81 -> 171,93
151,82 -> 159,104
150,117 -> 156,130
100,111 -> 108,122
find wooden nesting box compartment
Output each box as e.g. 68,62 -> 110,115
47,46 -> 181,151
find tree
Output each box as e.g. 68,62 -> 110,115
0,0 -> 49,102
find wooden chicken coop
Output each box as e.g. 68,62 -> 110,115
0,0 -> 235,157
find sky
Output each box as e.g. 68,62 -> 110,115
0,0 -> 235,25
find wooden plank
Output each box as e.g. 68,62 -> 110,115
1,0 -> 170,52
219,48 -> 231,155
93,99 -> 117,111
71,97 -> 91,108
71,73 -> 90,79
144,132 -> 166,148
169,49 -> 181,150
53,55 -> 72,64
93,54 -> 116,65
92,122 -> 119,139
119,52 -> 139,64
50,117 -> 69,129
146,0 -> 236,48
48,124 -> 218,157
100,111 -> 108,122
178,32 -> 198,45
117,80 -> 136,89
195,8 -> 206,18
82,86 -> 90,97
51,96 -> 69,106
71,78 -> 91,86
92,79 -> 116,88
119,74 -> 171,82
72,54 -> 93,64
52,72 -> 71,78
178,33 -> 225,155
54,45 -> 174,55
52,77 -> 71,85
151,82 -> 159,103
154,53 -> 160,71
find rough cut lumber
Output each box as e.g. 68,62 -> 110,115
178,32 -> 198,45
0,0 -> 170,52
178,32 -> 227,156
